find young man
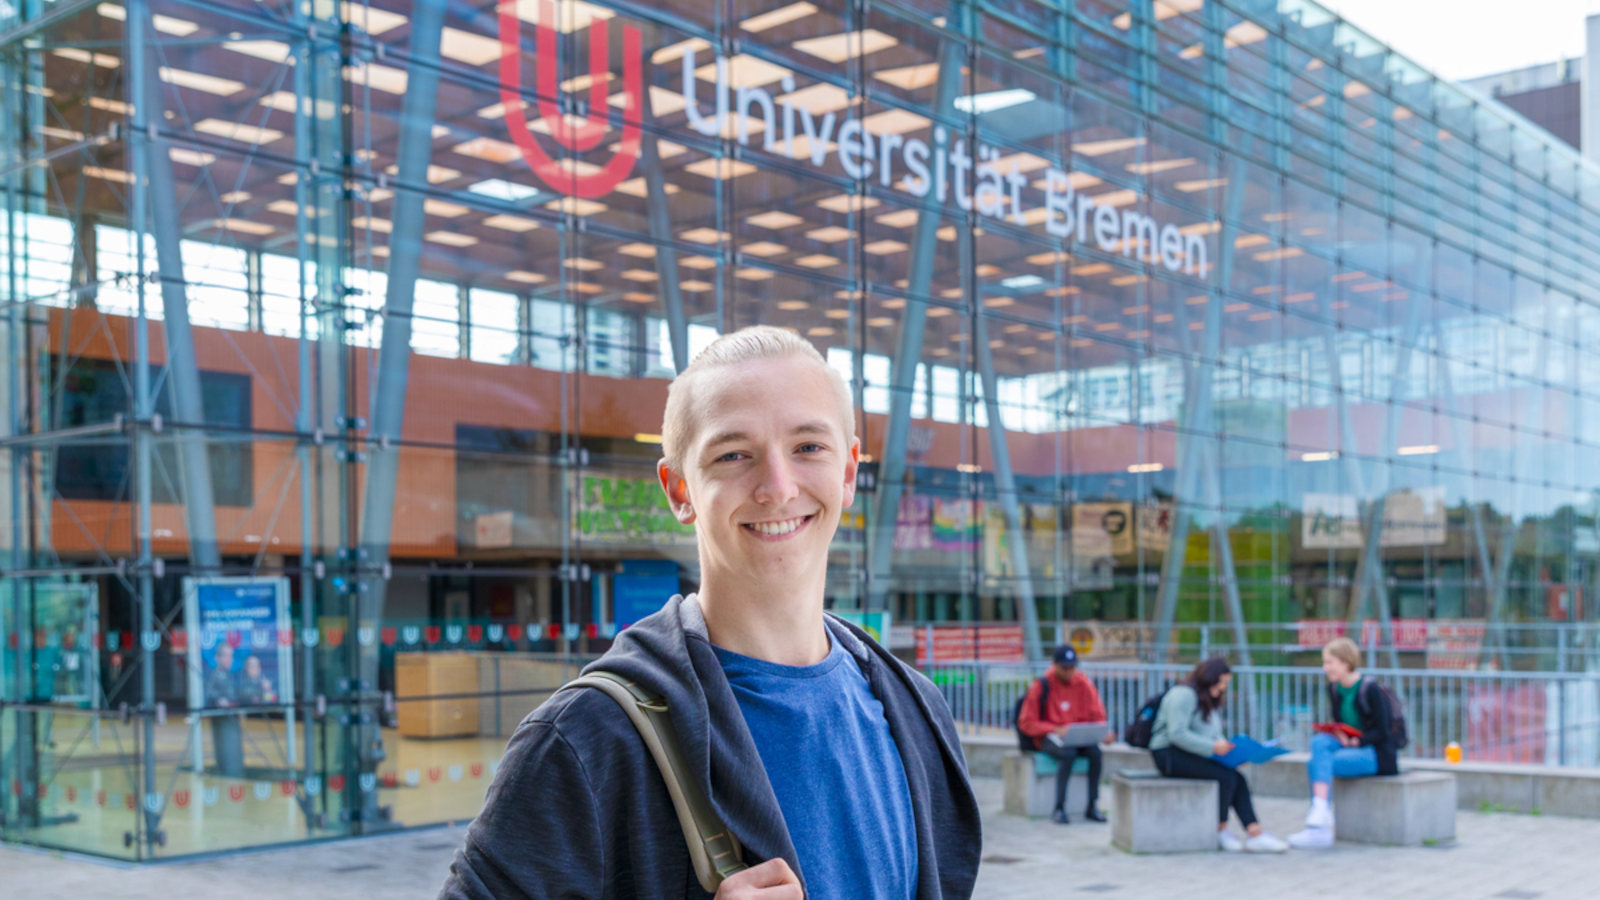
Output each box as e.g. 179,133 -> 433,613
440,326 -> 981,899
1015,644 -> 1110,824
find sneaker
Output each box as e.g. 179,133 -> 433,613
1288,827 -> 1334,850
1305,804 -> 1333,830
1050,808 -> 1070,825
1082,807 -> 1108,823
1218,830 -> 1244,852
1244,832 -> 1289,854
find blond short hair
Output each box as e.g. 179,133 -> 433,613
660,325 -> 855,471
1324,636 -> 1361,670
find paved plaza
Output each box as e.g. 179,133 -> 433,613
1,777 -> 1595,899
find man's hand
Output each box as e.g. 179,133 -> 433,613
714,858 -> 803,900
1337,733 -> 1358,748
1212,738 -> 1235,756
1052,725 -> 1071,737
1102,731 -> 1116,745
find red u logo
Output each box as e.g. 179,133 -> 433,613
498,0 -> 643,199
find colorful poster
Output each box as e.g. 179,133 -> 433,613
983,504 -> 1012,577
20,582 -> 99,706
832,610 -> 892,646
575,474 -> 696,545
893,495 -> 933,551
183,577 -> 294,711
931,498 -> 980,552
1062,620 -> 1149,661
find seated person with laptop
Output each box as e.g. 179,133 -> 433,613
1016,644 -> 1113,824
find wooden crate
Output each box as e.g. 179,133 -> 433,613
396,652 -> 480,738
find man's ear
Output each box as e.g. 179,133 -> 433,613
841,438 -> 861,508
658,458 -> 695,524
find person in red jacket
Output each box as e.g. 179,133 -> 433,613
1016,645 -> 1111,824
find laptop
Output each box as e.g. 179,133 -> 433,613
1044,722 -> 1110,748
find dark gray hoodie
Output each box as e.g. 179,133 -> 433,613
439,594 -> 981,899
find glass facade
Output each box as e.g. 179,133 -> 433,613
4,0 -> 1600,859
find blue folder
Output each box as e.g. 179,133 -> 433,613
1211,734 -> 1290,768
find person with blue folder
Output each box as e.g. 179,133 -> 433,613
1149,658 -> 1290,853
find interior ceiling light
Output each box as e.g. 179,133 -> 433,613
1071,136 -> 1145,157
740,2 -> 817,33
343,6 -> 408,34
873,63 -> 941,91
792,30 -> 899,64
614,178 -> 681,198
97,4 -> 199,35
468,178 -> 540,202
440,27 -> 503,66
747,211 -> 805,230
696,54 -> 793,89
482,214 -> 540,232
224,40 -> 293,63
194,118 -> 283,145
506,0 -> 613,33
952,89 -> 1035,114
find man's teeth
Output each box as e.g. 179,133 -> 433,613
750,517 -> 806,535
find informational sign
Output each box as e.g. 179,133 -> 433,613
1062,620 -> 1149,661
832,610 -> 892,646
982,504 -> 1013,577
915,624 -> 1025,663
473,510 -> 514,548
1303,488 -> 1447,550
1380,487 -> 1447,547
1137,502 -> 1174,553
184,577 -> 294,711
1072,502 -> 1134,556
1302,493 -> 1363,549
1426,620 -> 1487,670
1295,618 -> 1429,651
575,474 -> 696,545
609,559 -> 680,628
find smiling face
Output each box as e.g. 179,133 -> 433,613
659,354 -> 859,597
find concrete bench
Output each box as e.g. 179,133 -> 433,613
1333,771 -> 1457,845
1110,770 -> 1218,853
1001,751 -> 1091,818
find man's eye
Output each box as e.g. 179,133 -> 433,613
715,452 -> 743,463
798,443 -> 824,453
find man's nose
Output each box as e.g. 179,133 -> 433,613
752,454 -> 800,505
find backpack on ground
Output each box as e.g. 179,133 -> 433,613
1012,676 -> 1051,752
1358,678 -> 1410,750
1123,687 -> 1170,749
559,670 -> 747,893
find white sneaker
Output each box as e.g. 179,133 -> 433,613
1288,827 -> 1334,850
1244,832 -> 1289,853
1218,830 -> 1245,852
1305,804 -> 1333,829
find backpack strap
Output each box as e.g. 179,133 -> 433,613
1036,676 -> 1050,720
561,671 -> 748,893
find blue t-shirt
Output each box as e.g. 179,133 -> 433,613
714,635 -> 918,900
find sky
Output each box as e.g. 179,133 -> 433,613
1320,0 -> 1600,81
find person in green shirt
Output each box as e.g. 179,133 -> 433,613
1149,657 -> 1288,853
1287,637 -> 1390,850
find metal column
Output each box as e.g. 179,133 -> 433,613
353,0 -> 448,828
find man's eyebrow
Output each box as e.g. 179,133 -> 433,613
701,421 -> 835,450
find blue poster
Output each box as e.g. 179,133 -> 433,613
184,577 -> 292,710
610,560 -> 681,628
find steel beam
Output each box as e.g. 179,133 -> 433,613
865,1 -> 967,619
353,0 -> 447,829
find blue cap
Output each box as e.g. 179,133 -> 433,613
1053,644 -> 1078,666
